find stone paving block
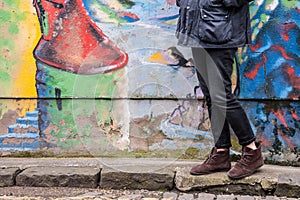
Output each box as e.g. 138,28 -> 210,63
16,166 -> 100,188
195,193 -> 216,200
98,194 -> 118,199
175,166 -> 277,196
265,196 -> 280,200
162,192 -> 178,200
216,194 -> 236,200
100,167 -> 174,191
178,193 -> 194,200
117,194 -> 143,200
275,173 -> 300,198
235,195 -> 255,200
0,167 -> 20,187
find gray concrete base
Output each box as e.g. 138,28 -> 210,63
0,158 -> 299,198
100,168 -> 174,190
15,166 -> 100,188
175,165 -> 300,198
0,167 -> 20,187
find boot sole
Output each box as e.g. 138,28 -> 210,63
190,168 -> 231,176
227,164 -> 264,179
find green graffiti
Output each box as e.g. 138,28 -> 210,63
41,12 -> 49,37
0,71 -> 10,82
0,38 -> 16,90
3,0 -> 21,7
39,62 -> 121,98
0,39 -> 15,51
101,4 -> 126,24
0,10 -> 11,23
15,11 -> 27,22
0,0 -> 27,91
8,23 -> 19,34
260,13 -> 268,23
60,139 -> 82,149
281,0 -> 298,9
89,0 -> 126,24
38,62 -> 123,149
78,125 -> 92,137
35,0 -> 49,37
46,99 -> 115,149
117,0 -> 135,9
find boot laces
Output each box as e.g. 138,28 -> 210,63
237,151 -> 252,167
205,152 -> 218,164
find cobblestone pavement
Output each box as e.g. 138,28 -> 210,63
0,187 -> 299,200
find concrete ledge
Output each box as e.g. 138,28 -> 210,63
100,167 -> 174,190
0,158 -> 299,197
16,166 -> 101,188
175,165 -> 300,198
275,173 -> 300,198
175,167 -> 276,196
0,167 -> 20,187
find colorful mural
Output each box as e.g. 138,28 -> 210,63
0,0 -> 299,163
239,0 -> 300,158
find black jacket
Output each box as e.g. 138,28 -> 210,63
176,0 -> 252,48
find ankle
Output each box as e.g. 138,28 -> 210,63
216,148 -> 229,152
245,141 -> 257,150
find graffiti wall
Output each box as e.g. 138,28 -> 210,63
0,0 -> 299,163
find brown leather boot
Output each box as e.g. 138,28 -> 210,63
227,142 -> 264,179
190,147 -> 231,175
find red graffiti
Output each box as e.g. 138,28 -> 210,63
271,45 -> 293,60
270,107 -> 295,149
244,54 -> 267,80
33,0 -> 129,74
117,12 -> 140,22
280,23 -> 296,41
271,108 -> 288,128
166,0 -> 176,6
283,65 -> 300,90
278,129 -> 295,149
249,40 -> 263,51
290,109 -> 299,121
260,136 -> 271,147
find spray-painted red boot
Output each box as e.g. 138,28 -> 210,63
33,0 -> 128,74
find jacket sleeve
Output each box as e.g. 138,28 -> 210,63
222,0 -> 251,7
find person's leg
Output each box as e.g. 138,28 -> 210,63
193,48 -> 232,149
190,48 -> 231,175
205,48 -> 263,179
205,48 -> 256,146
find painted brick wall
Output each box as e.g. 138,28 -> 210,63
0,0 -> 299,164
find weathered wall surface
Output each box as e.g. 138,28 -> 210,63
0,0 -> 299,164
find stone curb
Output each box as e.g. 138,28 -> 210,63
15,166 -> 101,188
175,167 -> 276,196
174,165 -> 300,198
0,167 -> 20,187
275,173 -> 300,198
100,167 -> 174,190
0,158 -> 299,198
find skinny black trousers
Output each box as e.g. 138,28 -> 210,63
192,47 -> 256,148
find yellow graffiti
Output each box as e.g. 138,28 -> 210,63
11,1 -> 40,98
147,51 -> 171,65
